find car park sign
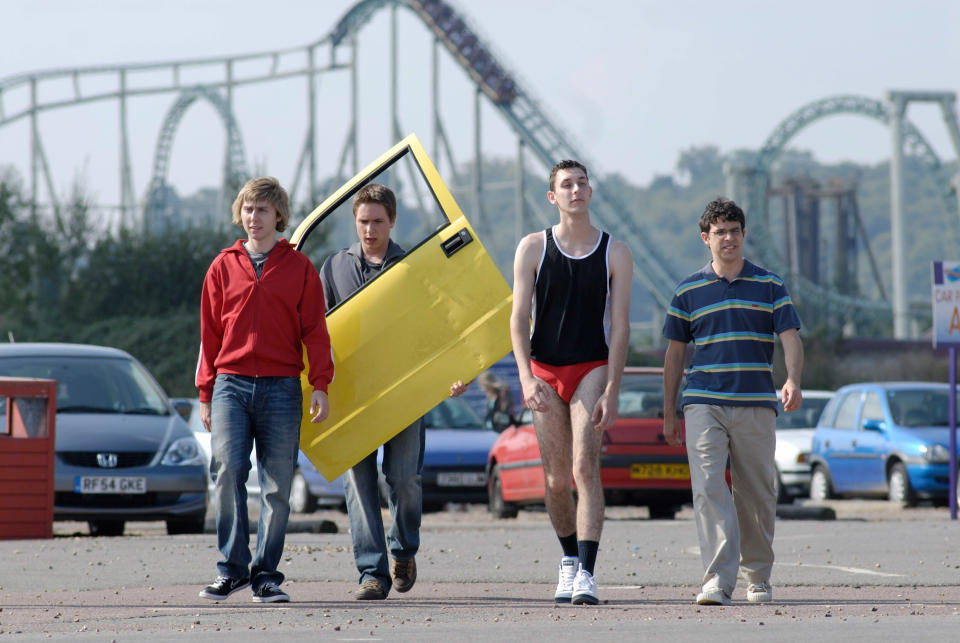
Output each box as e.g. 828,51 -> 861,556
932,261 -> 960,347
931,261 -> 960,520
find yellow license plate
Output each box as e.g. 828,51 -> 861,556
630,463 -> 690,480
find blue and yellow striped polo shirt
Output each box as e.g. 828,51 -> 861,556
662,259 -> 801,411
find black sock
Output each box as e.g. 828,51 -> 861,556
577,540 -> 599,574
558,532 -> 578,558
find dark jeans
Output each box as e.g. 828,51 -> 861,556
210,374 -> 301,590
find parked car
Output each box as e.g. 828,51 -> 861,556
419,396 -> 499,510
774,390 -> 834,502
171,397 -> 260,497
289,453 -> 346,513
486,367 -> 691,520
172,397 -> 345,513
809,381 -> 960,506
0,343 -> 208,536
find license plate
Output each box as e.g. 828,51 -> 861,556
75,476 -> 147,494
436,471 -> 486,487
629,463 -> 689,480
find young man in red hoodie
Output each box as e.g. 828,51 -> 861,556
196,177 -> 333,604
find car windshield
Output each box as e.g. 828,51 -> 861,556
887,388 -> 956,427
0,355 -> 169,415
776,396 -> 831,429
424,398 -> 484,430
618,373 -> 665,419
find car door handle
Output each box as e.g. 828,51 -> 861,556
441,228 -> 473,257
851,440 -> 857,447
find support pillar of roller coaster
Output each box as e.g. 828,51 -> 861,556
390,3 -> 400,144
887,92 -> 908,339
350,30 -> 359,176
308,46 -> 318,203
515,139 -> 525,241
432,38 -> 440,164
474,87 -> 482,228
119,69 -> 134,229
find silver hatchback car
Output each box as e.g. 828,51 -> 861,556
0,343 -> 208,536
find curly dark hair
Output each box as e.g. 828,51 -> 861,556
548,159 -> 589,191
698,197 -> 745,234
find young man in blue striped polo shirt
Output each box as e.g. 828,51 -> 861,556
662,197 -> 804,607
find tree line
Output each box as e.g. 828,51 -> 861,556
0,146 -> 951,395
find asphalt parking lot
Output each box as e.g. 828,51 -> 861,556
1,500 -> 958,641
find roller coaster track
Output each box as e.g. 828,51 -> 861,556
330,0 -> 681,307
744,94 -> 958,320
0,0 -> 681,307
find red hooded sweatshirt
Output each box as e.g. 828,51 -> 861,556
195,239 -> 334,403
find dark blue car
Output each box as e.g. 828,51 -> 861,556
809,382 -> 960,506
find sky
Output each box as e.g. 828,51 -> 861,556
2,0 -> 959,214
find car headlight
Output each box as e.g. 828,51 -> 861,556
161,436 -> 206,466
920,443 -> 950,463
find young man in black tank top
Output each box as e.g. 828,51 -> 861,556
510,160 -> 633,605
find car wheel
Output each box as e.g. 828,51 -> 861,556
774,468 -> 790,504
809,466 -> 833,501
888,462 -> 916,507
289,469 -> 317,514
166,515 -> 206,535
647,503 -> 677,520
488,466 -> 518,519
88,520 -> 125,537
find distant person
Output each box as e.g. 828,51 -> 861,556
320,183 -> 465,600
662,197 -> 803,606
196,177 -> 333,604
478,370 -> 515,432
509,160 -> 632,605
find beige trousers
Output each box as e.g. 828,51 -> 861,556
683,404 -> 777,596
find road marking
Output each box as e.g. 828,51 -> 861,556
686,547 -> 903,577
775,562 -> 903,578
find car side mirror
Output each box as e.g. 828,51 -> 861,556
862,419 -> 885,432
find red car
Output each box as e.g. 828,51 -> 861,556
486,367 -> 691,520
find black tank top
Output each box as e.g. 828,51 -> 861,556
530,227 -> 611,366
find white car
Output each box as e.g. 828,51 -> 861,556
774,390 -> 834,503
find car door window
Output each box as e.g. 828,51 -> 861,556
832,392 -> 861,431
860,392 -> 884,429
296,147 -> 453,313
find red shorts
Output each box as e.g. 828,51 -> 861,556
530,359 -> 608,404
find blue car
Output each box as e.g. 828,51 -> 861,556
374,397 -> 499,511
809,382 -> 960,506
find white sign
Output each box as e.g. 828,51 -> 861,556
932,261 -> 960,348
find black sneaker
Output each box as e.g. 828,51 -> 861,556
252,582 -> 290,603
199,576 -> 250,601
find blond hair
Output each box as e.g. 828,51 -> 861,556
231,177 -> 290,232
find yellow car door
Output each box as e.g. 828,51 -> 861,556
290,134 -> 512,481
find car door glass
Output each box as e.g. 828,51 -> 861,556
860,392 -> 884,429
832,392 -> 860,431
297,149 -> 450,312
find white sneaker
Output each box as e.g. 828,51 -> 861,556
570,564 -> 598,605
554,556 -> 578,603
746,582 -> 772,603
696,588 -> 731,606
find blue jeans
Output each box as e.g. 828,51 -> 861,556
344,418 -> 425,591
210,374 -> 302,589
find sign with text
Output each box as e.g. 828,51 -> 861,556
932,261 -> 960,348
